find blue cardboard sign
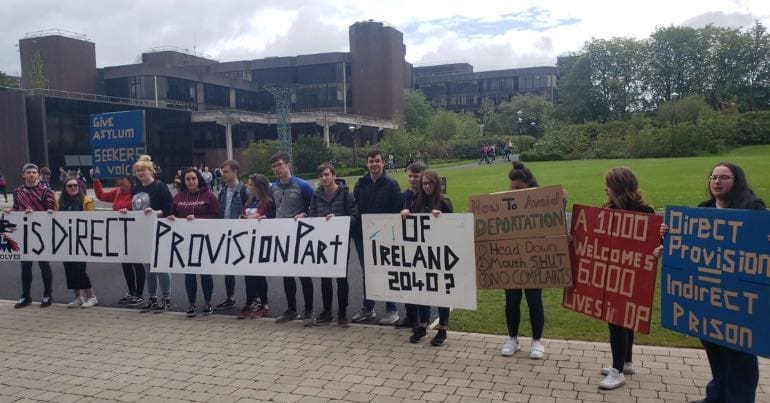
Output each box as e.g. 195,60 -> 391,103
661,206 -> 770,358
90,111 -> 145,179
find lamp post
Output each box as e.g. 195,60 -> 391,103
517,110 -> 523,154
348,125 -> 356,167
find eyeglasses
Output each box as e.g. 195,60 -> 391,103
708,175 -> 733,182
271,162 -> 286,169
66,184 -> 79,188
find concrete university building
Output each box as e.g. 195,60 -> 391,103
0,21 -> 557,187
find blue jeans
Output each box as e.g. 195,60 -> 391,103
354,236 -> 396,312
702,340 -> 758,403
147,268 -> 171,298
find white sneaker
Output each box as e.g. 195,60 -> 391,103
379,311 -> 399,325
529,340 -> 545,359
501,338 -> 520,357
599,368 -> 625,389
601,362 -> 635,375
67,298 -> 83,308
81,297 -> 98,308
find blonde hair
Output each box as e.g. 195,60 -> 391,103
133,155 -> 156,175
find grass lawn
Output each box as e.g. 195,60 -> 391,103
382,145 -> 770,347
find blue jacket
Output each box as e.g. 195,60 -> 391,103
218,182 -> 248,219
271,176 -> 314,218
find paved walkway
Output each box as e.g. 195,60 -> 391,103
0,301 -> 768,403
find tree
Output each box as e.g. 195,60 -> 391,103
646,26 -> 709,104
0,71 -> 19,89
553,54 -> 596,123
404,90 -> 432,132
29,51 -> 49,92
585,37 -> 648,120
488,96 -> 551,137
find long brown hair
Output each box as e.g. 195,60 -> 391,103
603,167 -> 648,210
413,170 -> 451,212
247,173 -> 272,206
58,176 -> 84,210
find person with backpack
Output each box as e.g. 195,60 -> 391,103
5,163 -> 56,308
294,163 -> 358,326
214,160 -> 249,310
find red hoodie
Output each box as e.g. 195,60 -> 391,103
93,179 -> 133,211
171,190 -> 220,219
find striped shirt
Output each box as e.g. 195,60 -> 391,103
13,183 -> 56,211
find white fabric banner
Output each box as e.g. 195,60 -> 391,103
1,211 -> 154,263
150,217 -> 351,277
362,213 -> 477,310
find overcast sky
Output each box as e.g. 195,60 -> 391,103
1,0 -> 768,76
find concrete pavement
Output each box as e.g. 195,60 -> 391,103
0,301 -> 768,403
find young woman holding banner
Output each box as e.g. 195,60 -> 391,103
131,155 -> 173,313
500,161 -> 568,360
169,168 -> 221,317
91,169 -> 146,307
660,162 -> 765,403
237,173 -> 275,319
400,170 -> 453,346
597,167 -> 655,390
58,177 -> 99,308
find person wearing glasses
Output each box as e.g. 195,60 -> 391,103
131,155 -> 173,313
269,152 -> 315,325
58,177 -> 99,308
399,170 -> 453,346
660,162 -> 765,403
214,160 -> 248,310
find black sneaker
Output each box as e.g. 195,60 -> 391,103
337,312 -> 351,327
40,296 -> 53,308
275,309 -> 300,323
154,298 -> 170,313
315,310 -> 333,326
410,327 -> 427,343
201,304 -> 214,316
186,304 -> 198,318
395,316 -> 416,329
118,294 -> 133,304
215,298 -> 236,310
140,297 -> 158,313
14,298 -> 32,309
430,330 -> 447,346
127,296 -> 144,307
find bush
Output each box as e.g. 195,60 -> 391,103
243,140 -> 280,176
292,136 -> 333,174
737,111 -> 770,145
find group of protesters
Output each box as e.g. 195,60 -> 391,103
3,150 -> 764,402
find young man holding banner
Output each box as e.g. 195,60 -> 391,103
295,163 -> 358,326
270,152 -> 315,325
6,163 -> 56,308
214,160 -> 248,310
351,150 -> 403,324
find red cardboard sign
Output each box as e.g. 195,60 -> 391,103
562,205 -> 662,334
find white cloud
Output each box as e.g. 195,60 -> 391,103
0,0 -> 768,75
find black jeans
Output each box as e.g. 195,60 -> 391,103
244,276 -> 268,305
505,288 -> 544,339
121,263 -> 145,296
63,262 -> 91,290
185,274 -> 213,305
21,261 -> 52,299
608,323 -> 634,371
702,339 -> 758,403
224,274 -> 235,298
284,277 -> 313,313
417,306 -> 450,328
321,277 -> 349,313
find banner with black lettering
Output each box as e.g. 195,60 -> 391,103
562,205 -> 662,334
150,217 -> 350,277
661,206 -> 770,357
469,186 -> 572,289
362,213 -> 477,310
0,211 -> 154,263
